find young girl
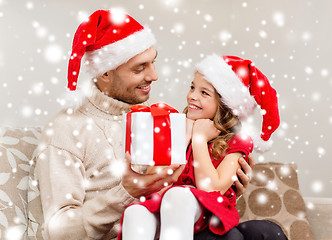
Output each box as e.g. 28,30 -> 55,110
119,54 -> 280,240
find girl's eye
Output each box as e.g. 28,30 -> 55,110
190,86 -> 194,90
202,91 -> 209,96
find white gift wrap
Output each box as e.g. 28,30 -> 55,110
123,112 -> 186,165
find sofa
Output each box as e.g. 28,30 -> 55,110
0,126 -> 331,240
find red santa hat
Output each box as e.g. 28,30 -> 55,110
67,9 -> 156,91
196,54 -> 280,152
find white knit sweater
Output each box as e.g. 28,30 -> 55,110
36,81 -> 145,239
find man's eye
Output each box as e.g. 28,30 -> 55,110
135,68 -> 144,73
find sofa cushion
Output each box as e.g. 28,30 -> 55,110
237,162 -> 315,240
0,127 -> 41,239
28,151 -> 45,239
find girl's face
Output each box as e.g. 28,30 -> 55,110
186,72 -> 219,120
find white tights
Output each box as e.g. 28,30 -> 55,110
122,187 -> 202,240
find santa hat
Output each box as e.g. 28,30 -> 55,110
67,9 -> 156,91
196,54 -> 280,152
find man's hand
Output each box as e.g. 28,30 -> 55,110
234,153 -> 255,197
121,152 -> 183,198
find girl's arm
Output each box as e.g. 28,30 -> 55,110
192,119 -> 242,194
186,117 -> 195,147
192,141 -> 241,193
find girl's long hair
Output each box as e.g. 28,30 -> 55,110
210,93 -> 241,159
184,91 -> 241,159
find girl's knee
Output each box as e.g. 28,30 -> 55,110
124,204 -> 149,220
161,187 -> 199,212
162,187 -> 194,202
122,205 -> 157,240
123,204 -> 158,230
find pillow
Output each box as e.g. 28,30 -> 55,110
236,162 -> 316,240
0,127 -> 41,239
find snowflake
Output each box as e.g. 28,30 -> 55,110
272,11 -> 285,27
311,180 -> 323,193
44,44 -> 63,63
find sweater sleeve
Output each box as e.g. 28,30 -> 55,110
37,145 -> 136,240
226,133 -> 254,160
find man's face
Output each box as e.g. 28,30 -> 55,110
99,47 -> 158,104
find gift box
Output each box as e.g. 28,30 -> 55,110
123,103 -> 186,165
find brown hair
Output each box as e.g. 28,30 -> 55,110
184,91 -> 241,159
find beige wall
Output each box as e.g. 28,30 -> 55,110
0,0 -> 331,197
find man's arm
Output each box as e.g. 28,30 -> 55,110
37,147 -> 89,240
37,146 -> 136,240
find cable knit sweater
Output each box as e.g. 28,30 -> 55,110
36,81 -> 146,240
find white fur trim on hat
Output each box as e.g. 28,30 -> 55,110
84,27 -> 156,77
196,54 -> 256,120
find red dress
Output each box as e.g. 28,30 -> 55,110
118,134 -> 253,239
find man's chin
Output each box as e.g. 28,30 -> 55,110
126,94 -> 150,105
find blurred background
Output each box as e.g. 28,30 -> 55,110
0,0 -> 331,198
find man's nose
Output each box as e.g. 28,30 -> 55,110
145,65 -> 158,82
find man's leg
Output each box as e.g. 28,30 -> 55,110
122,204 -> 158,240
237,220 -> 288,240
194,227 -> 244,240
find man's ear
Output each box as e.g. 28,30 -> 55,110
95,70 -> 113,95
99,70 -> 112,83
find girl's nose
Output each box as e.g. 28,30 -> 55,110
188,91 -> 197,100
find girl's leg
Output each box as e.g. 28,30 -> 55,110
159,187 -> 202,240
122,204 -> 158,240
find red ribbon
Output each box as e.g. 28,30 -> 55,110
125,103 -> 179,165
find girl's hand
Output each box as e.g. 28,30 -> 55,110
192,119 -> 221,143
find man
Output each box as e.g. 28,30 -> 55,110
36,9 -> 286,240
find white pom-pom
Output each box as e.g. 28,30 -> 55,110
59,90 -> 86,111
252,134 -> 273,153
58,80 -> 92,111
